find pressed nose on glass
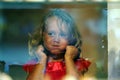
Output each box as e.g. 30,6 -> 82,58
52,34 -> 60,42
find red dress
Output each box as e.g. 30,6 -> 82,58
23,58 -> 91,80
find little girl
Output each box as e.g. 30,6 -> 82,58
23,9 -> 91,80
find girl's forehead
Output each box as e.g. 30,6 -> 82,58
45,16 -> 69,33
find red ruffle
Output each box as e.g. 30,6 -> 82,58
46,61 -> 66,80
75,58 -> 91,71
23,58 -> 91,80
23,64 -> 36,73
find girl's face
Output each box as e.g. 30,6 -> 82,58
43,16 -> 69,55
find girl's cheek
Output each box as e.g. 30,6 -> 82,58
45,38 -> 53,45
61,40 -> 68,47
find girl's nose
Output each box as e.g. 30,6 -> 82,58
53,34 -> 60,43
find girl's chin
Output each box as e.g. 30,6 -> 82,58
50,50 -> 63,55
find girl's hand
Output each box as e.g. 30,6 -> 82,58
36,45 -> 47,61
27,45 -> 48,80
65,46 -> 78,60
64,46 -> 80,78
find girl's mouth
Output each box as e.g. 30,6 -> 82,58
51,45 -> 60,49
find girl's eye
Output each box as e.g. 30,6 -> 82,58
60,33 -> 67,37
48,32 -> 55,36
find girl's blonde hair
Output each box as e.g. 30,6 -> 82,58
28,9 -> 82,57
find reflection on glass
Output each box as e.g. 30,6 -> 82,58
25,0 -> 45,2
3,0 -> 45,2
76,0 -> 105,1
108,2 -> 120,80
49,0 -> 73,2
3,0 -> 19,2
